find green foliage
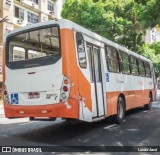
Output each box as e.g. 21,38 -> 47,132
115,1 -> 145,51
61,0 -> 147,51
138,0 -> 160,28
61,0 -> 105,33
138,42 -> 160,76
61,0 -> 160,70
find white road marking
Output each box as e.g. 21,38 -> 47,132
143,111 -> 148,113
104,124 -> 117,129
19,121 -> 36,125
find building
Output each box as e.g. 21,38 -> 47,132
0,0 -> 66,98
0,0 -> 66,45
144,27 -> 160,44
156,27 -> 160,42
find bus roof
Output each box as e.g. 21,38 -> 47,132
5,19 -> 151,63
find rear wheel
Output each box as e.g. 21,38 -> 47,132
29,117 -> 34,121
144,93 -> 152,110
114,97 -> 125,124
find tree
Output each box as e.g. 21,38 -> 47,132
137,0 -> 160,28
62,0 -> 160,71
61,0 -> 147,51
62,0 -> 160,52
114,0 -> 145,51
61,0 -> 107,35
138,42 -> 160,76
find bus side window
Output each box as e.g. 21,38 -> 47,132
130,56 -> 139,76
136,58 -> 140,75
76,32 -> 87,68
118,51 -> 123,72
12,46 -> 25,62
158,80 -> 160,89
144,62 -> 152,78
105,46 -> 120,73
121,52 -> 130,75
138,59 -> 145,77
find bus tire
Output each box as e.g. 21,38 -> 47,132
114,97 -> 125,124
144,93 -> 152,110
29,117 -> 34,121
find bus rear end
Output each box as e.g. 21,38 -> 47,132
3,23 -> 78,120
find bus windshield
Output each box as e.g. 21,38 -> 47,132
6,26 -> 61,69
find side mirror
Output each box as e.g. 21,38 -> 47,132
155,67 -> 159,73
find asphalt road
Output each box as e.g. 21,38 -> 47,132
0,97 -> 160,154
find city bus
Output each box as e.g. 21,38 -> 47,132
3,19 -> 156,124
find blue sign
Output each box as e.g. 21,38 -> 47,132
11,93 -> 19,104
106,73 -> 109,82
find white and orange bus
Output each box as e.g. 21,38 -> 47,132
3,19 -> 156,124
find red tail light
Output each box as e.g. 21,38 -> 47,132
4,90 -> 7,95
63,86 -> 68,92
3,84 -> 7,95
60,77 -> 70,102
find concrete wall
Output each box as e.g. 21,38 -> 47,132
0,0 -> 14,45
55,0 -> 65,19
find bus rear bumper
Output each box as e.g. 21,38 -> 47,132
3,99 -> 79,119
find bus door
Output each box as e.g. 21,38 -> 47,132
87,45 -> 105,118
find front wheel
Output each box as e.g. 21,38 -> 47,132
114,97 -> 125,124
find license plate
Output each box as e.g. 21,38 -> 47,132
28,92 -> 40,99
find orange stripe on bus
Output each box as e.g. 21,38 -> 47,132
106,89 -> 154,116
61,29 -> 79,98
61,29 -> 92,112
4,98 -> 79,118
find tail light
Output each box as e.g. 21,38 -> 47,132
64,79 -> 69,85
61,93 -> 67,99
3,83 -> 9,103
60,76 -> 71,102
3,83 -> 7,95
4,90 -> 7,96
63,86 -> 68,92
